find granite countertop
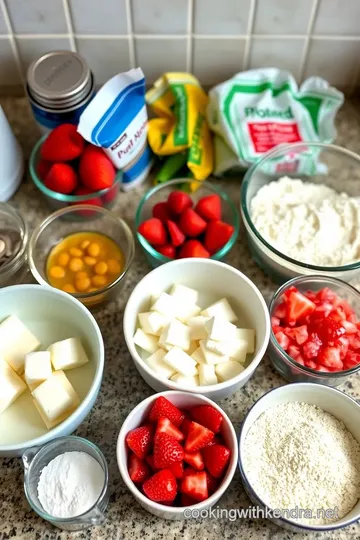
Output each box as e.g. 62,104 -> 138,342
1,97 -> 360,540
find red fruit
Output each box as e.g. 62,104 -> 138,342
309,316 -> 345,343
205,472 -> 218,495
303,333 -> 323,360
153,202 -> 171,222
101,183 -> 118,204
148,397 -> 185,427
156,244 -> 176,259
184,421 -> 214,452
167,220 -> 185,247
179,208 -> 207,237
181,418 -> 192,437
41,124 -> 85,162
74,186 -> 102,207
336,336 -> 349,360
180,471 -> 208,502
342,320 -> 357,334
190,405 -> 223,434
180,494 -> 197,506
178,240 -> 210,259
156,417 -> 184,442
343,351 -> 360,369
143,469 -> 177,503
317,346 -> 343,370
125,425 -> 153,459
274,331 -> 290,351
128,454 -> 150,483
202,444 -> 231,478
204,220 -> 234,254
138,218 -> 167,246
304,359 -> 317,370
79,145 -> 116,190
195,194 -> 221,221
146,454 -> 156,470
169,461 -> 184,479
287,290 -> 316,324
183,451 -> 204,470
168,191 -> 193,215
37,159 -> 51,181
316,287 -> 338,304
44,163 -> 78,194
153,433 -> 184,469
348,332 -> 360,350
273,303 -> 287,319
284,325 -> 308,345
288,344 -> 301,361
271,316 -> 280,327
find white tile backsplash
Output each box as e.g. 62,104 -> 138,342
193,38 -> 245,84
0,6 -> 9,34
249,38 -> 305,80
5,0 -> 67,34
135,38 -> 187,83
16,37 -> 72,71
0,38 -> 21,85
253,0 -> 313,35
69,0 -> 128,35
77,38 -> 131,84
132,0 -> 188,34
194,0 -> 251,35
313,0 -> 360,36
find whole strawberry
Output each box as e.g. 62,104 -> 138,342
143,469 -> 177,503
45,163 -> 78,194
41,124 -> 85,162
79,145 -> 116,191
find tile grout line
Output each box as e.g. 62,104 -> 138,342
299,0 -> 319,81
186,0 -> 194,74
0,0 -> 24,84
126,0 -> 136,69
62,0 -> 76,52
243,0 -> 257,70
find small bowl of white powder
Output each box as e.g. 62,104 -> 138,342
239,382 -> 360,533
22,435 -> 109,531
241,142 -> 360,283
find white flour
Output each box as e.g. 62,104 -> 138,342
243,402 -> 360,525
37,451 -> 105,518
250,176 -> 360,266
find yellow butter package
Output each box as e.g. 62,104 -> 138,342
146,73 -> 213,189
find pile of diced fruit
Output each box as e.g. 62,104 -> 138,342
126,396 -> 231,505
138,190 -> 235,258
272,286 -> 360,372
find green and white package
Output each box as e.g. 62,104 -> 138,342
207,68 -> 344,176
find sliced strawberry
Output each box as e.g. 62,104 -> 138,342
284,325 -> 308,345
180,471 -> 208,502
342,320 -> 357,334
183,451 -> 204,470
168,191 -> 193,215
315,365 -> 331,372
169,461 -> 184,479
328,306 -> 346,321
305,290 -> 317,303
281,286 -> 298,300
128,454 -> 150,483
271,316 -> 280,327
316,287 -> 338,304
309,316 -> 345,343
313,302 -> 333,318
273,303 -> 287,320
343,351 -> 360,369
195,194 -> 221,221
202,444 -> 231,478
205,471 -> 218,495
178,239 -> 210,258
288,344 -> 301,361
295,356 -> 305,366
146,454 -> 156,470
180,418 -> 192,437
156,417 -> 184,442
304,359 -> 317,370
143,469 -> 177,503
138,218 -> 167,246
274,331 -> 290,351
348,332 -> 360,350
184,421 -> 214,452
302,333 -> 322,359
156,244 -> 176,258
125,425 -> 153,459
335,336 -> 349,360
317,346 -> 343,370
153,202 -> 172,222
204,220 -> 234,254
179,208 -> 207,237
287,291 -> 316,324
180,493 -> 197,506
190,405 -> 223,434
148,396 -> 185,427
166,220 -> 185,247
153,433 -> 184,469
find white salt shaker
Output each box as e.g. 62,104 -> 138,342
0,106 -> 24,201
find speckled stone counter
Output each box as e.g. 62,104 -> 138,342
1,97 -> 360,540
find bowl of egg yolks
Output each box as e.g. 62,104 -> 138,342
28,205 -> 135,308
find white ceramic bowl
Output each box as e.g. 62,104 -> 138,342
0,285 -> 104,457
123,258 -> 270,401
116,390 -> 238,520
238,383 -> 360,532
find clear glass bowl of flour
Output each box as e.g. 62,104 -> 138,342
241,142 -> 360,284
22,435 -> 109,531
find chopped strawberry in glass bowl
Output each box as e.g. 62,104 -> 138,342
268,275 -> 360,386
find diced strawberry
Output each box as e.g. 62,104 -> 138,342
348,313 -> 358,323
148,397 -> 185,427
287,290 -> 316,324
272,325 -> 282,334
205,471 -> 218,495
204,220 -> 234,254
335,336 -> 349,360
169,461 -> 184,479
138,218 -> 167,246
305,290 -> 317,302
143,469 -> 177,503
315,365 -> 331,372
128,454 -> 150,483
190,405 -> 223,433
126,425 -> 153,459
302,333 -> 322,359
180,471 -> 208,502
156,244 -> 176,258
184,421 -> 214,452
183,451 -> 204,470
180,493 -> 197,506
178,239 -> 210,259
348,332 -> 360,350
195,194 -> 221,221
202,444 -> 231,478
273,303 -> 287,320
342,320 -> 357,334
183,467 -> 197,477
329,306 -> 346,321
316,287 -> 338,304
167,191 -> 193,215
271,316 -> 280,327
313,302 -> 333,318
317,346 -> 343,370
180,418 -> 192,437
295,356 -> 305,366
304,359 -> 317,370
153,433 -> 184,469
274,331 -> 290,351
288,344 -> 301,360
156,417 -> 184,442
146,454 -> 156,470
284,325 -> 308,345
309,315 -> 345,343
179,208 -> 207,237
166,220 -> 185,247
281,286 -> 298,300
153,202 -> 172,222
343,351 -> 360,369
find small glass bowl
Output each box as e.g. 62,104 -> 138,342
23,436 -> 109,531
241,142 -> 360,283
135,178 -> 240,267
268,275 -> 360,386
0,203 -> 29,287
28,205 -> 135,309
29,135 -> 122,213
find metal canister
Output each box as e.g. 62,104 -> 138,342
26,50 -> 95,134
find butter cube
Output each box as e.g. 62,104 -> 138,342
188,316 -> 210,341
159,319 -> 191,351
216,360 -> 244,382
138,311 -> 169,336
133,329 -> 158,354
205,316 -> 237,342
170,284 -> 198,306
147,349 -> 176,379
32,370 -> 80,429
151,292 -> 178,319
175,303 -> 201,324
228,340 -> 248,363
170,372 -> 199,387
204,337 -> 234,356
48,337 -> 89,371
191,346 -> 206,364
187,341 -> 199,356
0,357 -> 27,414
199,340 -> 229,366
236,329 -> 256,353
202,298 -> 237,323
163,347 -> 198,377
0,315 -> 40,374
198,364 -> 218,386
24,351 -> 52,391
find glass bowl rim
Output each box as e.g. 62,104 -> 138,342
135,177 -> 240,263
269,274 -> 360,378
29,134 -> 122,202
0,202 -> 29,273
241,141 -> 360,272
27,204 -> 135,299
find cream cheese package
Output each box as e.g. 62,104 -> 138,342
78,68 -> 152,190
207,68 -> 344,176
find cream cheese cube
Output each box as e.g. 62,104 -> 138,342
187,341 -> 199,356
191,346 -> 206,364
216,360 -> 244,382
48,338 -> 89,371
199,340 -> 229,366
32,370 -> 80,429
198,364 -> 218,386
24,351 -> 52,391
163,347 -> 198,377
0,315 -> 40,374
133,329 -> 159,354
188,316 -> 210,341
170,372 -> 199,387
170,284 -> 198,306
202,298 -> 237,323
0,357 -> 27,414
147,349 -> 176,379
151,292 -> 178,319
236,329 -> 256,353
175,303 -> 201,324
205,316 -> 237,342
159,319 -> 191,351
138,311 -> 169,336
204,337 -> 234,356
228,340 -> 248,363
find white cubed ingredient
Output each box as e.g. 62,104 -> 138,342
146,349 -> 176,379
159,319 -> 191,351
170,373 -> 200,387
151,292 -> 178,319
170,284 -> 198,306
0,357 -> 27,414
228,340 -> 248,363
191,346 -> 206,364
163,347 -> 198,377
202,298 -> 237,323
216,360 -> 244,382
32,370 -> 80,429
138,311 -> 169,336
175,303 -> 201,324
199,340 -> 229,365
204,337 -> 234,356
48,337 -> 89,371
187,341 -> 199,356
0,315 -> 40,374
133,329 -> 159,354
198,364 -> 218,386
188,316 -> 210,341
236,329 -> 256,353
205,316 -> 237,342
24,351 -> 52,391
